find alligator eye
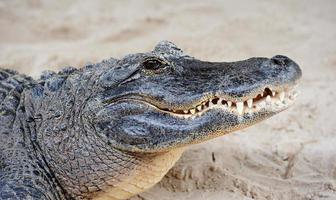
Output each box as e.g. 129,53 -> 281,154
142,58 -> 166,71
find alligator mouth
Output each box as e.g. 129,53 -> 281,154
155,86 -> 298,118
105,85 -> 298,118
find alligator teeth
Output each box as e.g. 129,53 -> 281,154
236,102 -> 244,115
190,109 -> 196,114
266,95 -> 271,103
279,91 -> 285,102
247,99 -> 253,108
164,87 -> 294,117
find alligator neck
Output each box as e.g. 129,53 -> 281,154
0,68 -> 69,199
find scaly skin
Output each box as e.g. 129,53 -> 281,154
0,41 -> 301,199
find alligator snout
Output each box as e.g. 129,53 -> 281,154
271,55 -> 293,66
265,54 -> 302,87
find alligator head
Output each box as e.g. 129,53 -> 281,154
29,41 -> 301,199
90,41 -> 301,153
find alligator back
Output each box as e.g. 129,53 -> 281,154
0,68 -> 34,142
0,68 -> 35,172
0,69 -> 49,199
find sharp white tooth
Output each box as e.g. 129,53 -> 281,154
236,102 -> 244,115
197,105 -> 202,111
247,99 -> 253,108
266,95 -> 271,102
272,91 -> 276,96
279,91 -> 285,102
190,109 -> 196,114
183,110 -> 188,114
227,101 -> 232,107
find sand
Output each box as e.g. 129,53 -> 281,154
1,0 -> 335,199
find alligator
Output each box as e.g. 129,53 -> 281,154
0,41 -> 301,200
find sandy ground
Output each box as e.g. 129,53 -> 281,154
1,0 -> 336,199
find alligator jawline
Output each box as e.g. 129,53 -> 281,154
108,86 -> 298,118
157,88 -> 297,117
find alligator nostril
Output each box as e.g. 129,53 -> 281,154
271,55 -> 290,66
